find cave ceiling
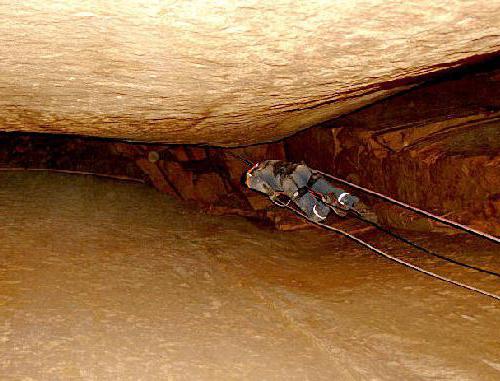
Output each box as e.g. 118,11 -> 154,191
1,1 -> 499,146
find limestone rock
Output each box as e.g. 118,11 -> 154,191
1,1 -> 499,145
0,63 -> 498,235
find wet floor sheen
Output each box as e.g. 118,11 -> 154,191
0,172 -> 499,380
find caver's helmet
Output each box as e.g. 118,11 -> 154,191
244,162 -> 268,194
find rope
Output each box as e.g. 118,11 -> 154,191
225,151 -> 254,167
272,199 -> 500,301
347,210 -> 500,278
0,167 -> 146,183
305,188 -> 500,277
315,170 -> 500,245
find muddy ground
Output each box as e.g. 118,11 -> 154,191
0,172 -> 499,380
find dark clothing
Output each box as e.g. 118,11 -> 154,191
246,160 -> 358,222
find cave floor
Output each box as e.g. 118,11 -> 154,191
0,172 -> 499,380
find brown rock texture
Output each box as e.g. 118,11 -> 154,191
2,172 -> 499,379
285,63 -> 500,235
1,1 -> 500,145
1,61 -> 499,235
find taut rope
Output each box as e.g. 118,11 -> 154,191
316,170 -> 500,245
273,199 -> 500,301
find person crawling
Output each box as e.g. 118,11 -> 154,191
244,160 -> 372,223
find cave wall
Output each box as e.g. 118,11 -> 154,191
1,63 -> 498,235
286,65 -> 500,235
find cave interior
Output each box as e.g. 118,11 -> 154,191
1,44 -> 499,381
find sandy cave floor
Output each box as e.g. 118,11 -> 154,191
0,172 -> 499,380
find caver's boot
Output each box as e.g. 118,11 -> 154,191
324,192 -> 378,222
350,199 -> 378,223
309,202 -> 331,222
322,192 -> 352,217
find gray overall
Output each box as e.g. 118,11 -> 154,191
246,160 -> 358,222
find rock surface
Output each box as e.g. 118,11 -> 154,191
1,172 -> 499,380
0,61 -> 500,235
2,62 -> 498,236
1,1 -> 499,145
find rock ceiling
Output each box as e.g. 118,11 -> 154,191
1,0 -> 499,145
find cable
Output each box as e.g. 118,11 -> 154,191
272,199 -> 500,301
225,151 -> 254,166
346,210 -> 500,278
305,188 -> 499,277
0,167 -> 145,183
316,170 -> 500,245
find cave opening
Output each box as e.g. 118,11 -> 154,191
1,57 -> 499,379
